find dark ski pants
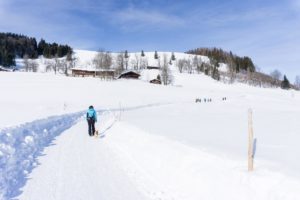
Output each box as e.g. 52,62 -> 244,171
87,119 -> 95,136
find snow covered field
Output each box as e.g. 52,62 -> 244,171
1,67 -> 300,199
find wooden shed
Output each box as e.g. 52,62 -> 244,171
118,71 -> 140,79
150,79 -> 161,84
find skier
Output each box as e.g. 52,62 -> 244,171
86,105 -> 97,136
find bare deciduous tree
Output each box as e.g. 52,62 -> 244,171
269,69 -> 282,86
93,50 -> 112,71
131,53 -> 140,70
140,56 -> 148,70
30,60 -> 39,72
270,69 -> 282,80
160,54 -> 172,85
157,55 -> 161,69
226,56 -> 236,83
186,59 -> 192,74
194,56 -> 203,74
103,52 -> 112,70
66,52 -> 76,75
193,56 -> 198,73
53,54 -> 60,74
23,54 -> 30,72
45,61 -> 52,72
177,59 -> 185,73
295,75 -> 300,89
23,53 -> 39,72
93,50 -> 105,70
115,52 -> 125,75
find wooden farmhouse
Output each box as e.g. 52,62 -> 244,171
118,71 -> 141,79
71,68 -> 95,77
71,68 -> 115,80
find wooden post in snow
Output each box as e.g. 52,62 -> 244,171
248,109 -> 254,171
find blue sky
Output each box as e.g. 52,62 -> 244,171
0,0 -> 299,80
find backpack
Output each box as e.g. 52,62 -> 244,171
87,110 -> 95,121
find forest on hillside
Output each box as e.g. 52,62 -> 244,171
187,47 -> 256,73
0,32 -> 72,67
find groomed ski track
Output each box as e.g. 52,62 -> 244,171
17,120 -> 149,200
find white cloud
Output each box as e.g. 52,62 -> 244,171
113,7 -> 185,32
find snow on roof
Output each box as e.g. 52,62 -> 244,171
71,68 -> 115,72
0,66 -> 15,72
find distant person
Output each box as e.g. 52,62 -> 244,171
86,105 -> 97,136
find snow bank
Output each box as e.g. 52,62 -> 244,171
0,111 -> 84,199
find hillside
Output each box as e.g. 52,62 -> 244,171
14,48 -> 295,91
0,68 -> 300,199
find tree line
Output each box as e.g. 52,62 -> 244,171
187,47 -> 256,73
0,32 -> 72,67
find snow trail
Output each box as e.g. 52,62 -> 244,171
0,103 -> 172,200
17,120 -> 149,200
0,111 -> 84,199
17,111 -> 300,200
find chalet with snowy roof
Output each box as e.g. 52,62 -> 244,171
118,71 -> 140,79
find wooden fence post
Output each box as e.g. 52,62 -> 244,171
248,109 -> 254,171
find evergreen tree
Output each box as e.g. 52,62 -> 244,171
141,50 -> 145,57
37,39 -> 46,55
157,74 -> 161,81
43,44 -> 51,58
171,52 -> 176,61
154,51 -> 158,59
124,50 -> 129,59
281,75 -> 290,89
124,50 -> 129,70
212,66 -> 220,81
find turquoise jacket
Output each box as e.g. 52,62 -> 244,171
86,108 -> 97,122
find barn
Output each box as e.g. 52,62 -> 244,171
71,68 -> 96,77
71,68 -> 115,79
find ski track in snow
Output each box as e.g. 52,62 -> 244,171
0,111 -> 85,199
0,103 -> 171,200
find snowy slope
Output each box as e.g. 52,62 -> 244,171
73,49 -> 210,69
1,66 -> 300,199
16,49 -> 212,73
